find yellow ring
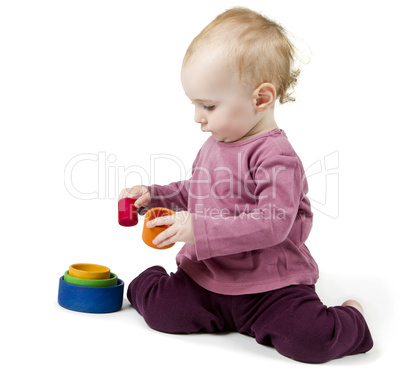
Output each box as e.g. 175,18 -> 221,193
69,263 -> 110,280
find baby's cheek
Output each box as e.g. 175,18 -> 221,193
213,112 -> 229,130
221,119 -> 238,136
230,101 -> 252,121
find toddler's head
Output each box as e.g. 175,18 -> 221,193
181,7 -> 300,143
183,7 -> 299,104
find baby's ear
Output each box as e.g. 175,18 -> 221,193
253,83 -> 276,111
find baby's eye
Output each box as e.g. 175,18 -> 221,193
203,105 -> 216,111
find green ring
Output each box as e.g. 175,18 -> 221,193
64,271 -> 118,287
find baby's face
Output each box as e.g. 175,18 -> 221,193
181,52 -> 261,142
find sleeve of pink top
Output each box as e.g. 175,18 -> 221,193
139,148 -> 203,214
193,154 -> 302,261
142,180 -> 190,213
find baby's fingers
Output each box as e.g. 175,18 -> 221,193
146,215 -> 175,228
119,188 -> 131,200
119,186 -> 150,208
119,185 -> 142,200
134,193 -> 151,208
152,226 -> 177,248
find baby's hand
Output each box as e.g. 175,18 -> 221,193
147,211 -> 194,248
119,185 -> 150,209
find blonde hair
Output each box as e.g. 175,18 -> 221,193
183,7 -> 300,104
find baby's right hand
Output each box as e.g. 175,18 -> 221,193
119,185 -> 151,209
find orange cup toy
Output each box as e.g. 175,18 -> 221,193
142,208 -> 175,249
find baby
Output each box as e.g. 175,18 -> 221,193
121,7 -> 373,363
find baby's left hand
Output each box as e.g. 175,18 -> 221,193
147,211 -> 195,248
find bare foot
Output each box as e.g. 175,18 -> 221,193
342,299 -> 364,316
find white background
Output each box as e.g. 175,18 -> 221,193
1,0 -> 401,369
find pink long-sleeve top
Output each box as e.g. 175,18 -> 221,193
145,129 -> 319,295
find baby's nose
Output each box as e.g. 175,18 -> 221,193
193,106 -> 204,124
194,110 -> 207,124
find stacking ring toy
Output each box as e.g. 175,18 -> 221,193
142,207 -> 175,249
58,277 -> 124,313
64,271 -> 118,287
69,263 -> 110,280
118,197 -> 138,227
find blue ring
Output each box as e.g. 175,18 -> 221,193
58,276 -> 124,313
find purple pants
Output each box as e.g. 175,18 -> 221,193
127,266 -> 373,363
